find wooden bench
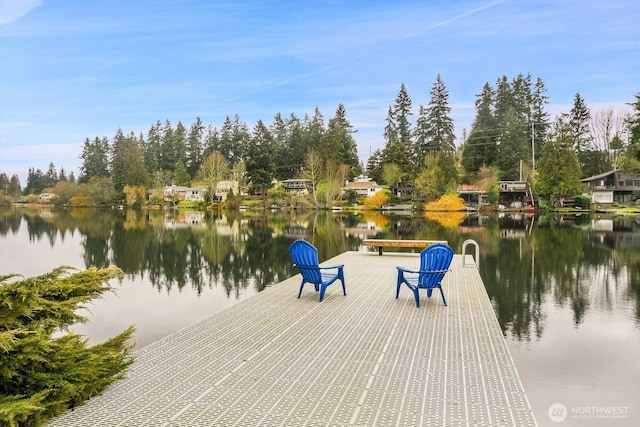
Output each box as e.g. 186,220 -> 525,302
362,239 -> 448,256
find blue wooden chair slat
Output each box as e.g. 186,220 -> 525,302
289,240 -> 346,302
396,243 -> 454,307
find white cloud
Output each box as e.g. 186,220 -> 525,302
0,0 -> 43,25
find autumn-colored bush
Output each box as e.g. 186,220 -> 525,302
69,196 -> 91,207
362,190 -> 390,210
423,193 -> 466,211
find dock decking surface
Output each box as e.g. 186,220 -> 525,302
49,252 -> 536,427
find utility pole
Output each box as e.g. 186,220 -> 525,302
531,122 -> 535,171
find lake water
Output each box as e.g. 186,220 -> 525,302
1,207 -> 638,426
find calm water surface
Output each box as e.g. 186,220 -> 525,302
1,207 -> 638,426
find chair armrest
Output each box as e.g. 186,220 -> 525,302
396,266 -> 419,274
319,264 -> 344,270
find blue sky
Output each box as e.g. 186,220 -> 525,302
1,0 -> 638,185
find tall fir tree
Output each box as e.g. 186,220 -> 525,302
110,129 -> 127,191
462,82 -> 497,177
535,115 -> 583,201
159,120 -> 176,172
79,136 -> 110,184
414,74 -> 456,158
366,149 -> 384,183
393,83 -> 413,147
569,92 -> 592,176
186,117 -> 205,178
383,106 -> 397,147
142,120 -> 162,175
203,124 -> 220,159
174,121 -> 188,169
624,93 -> 640,173
245,120 -> 275,202
319,104 -> 361,180
231,114 -> 251,167
531,77 -> 550,163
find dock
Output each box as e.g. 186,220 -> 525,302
49,251 -> 537,427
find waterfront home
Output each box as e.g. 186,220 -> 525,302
342,177 -> 386,197
582,169 -> 640,203
163,181 -> 239,203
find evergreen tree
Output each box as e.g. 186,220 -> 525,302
497,109 -> 528,180
45,162 -> 58,188
366,149 -> 384,183
628,93 -> 640,145
381,141 -> 412,177
174,121 -> 188,168
173,161 -> 191,186
79,136 -> 110,184
271,113 -> 290,180
110,129 -> 127,192
305,107 -> 326,156
462,82 -> 497,177
231,115 -> 250,166
287,113 -> 307,179
111,130 -> 149,191
0,173 -> 8,196
319,104 -> 361,179
142,120 -> 162,174
491,74 -> 540,180
186,117 -> 205,178
535,116 -> 583,201
24,168 -> 46,195
569,92 -> 592,174
159,120 -> 176,172
245,120 -> 275,203
493,75 -> 513,126
219,116 -> 234,165
624,93 -> 640,173
6,174 -> 21,198
394,83 -> 413,147
383,106 -> 397,147
203,124 -> 220,158
383,84 -> 413,153
123,134 -> 150,188
414,74 -> 455,158
531,77 -> 550,163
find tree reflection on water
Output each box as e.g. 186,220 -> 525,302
1,207 -> 638,337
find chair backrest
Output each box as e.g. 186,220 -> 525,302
417,243 -> 454,288
289,240 -> 322,283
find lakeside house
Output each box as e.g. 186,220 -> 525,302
458,181 -> 534,208
342,176 -> 386,197
581,169 -> 640,203
163,181 -> 239,203
281,179 -> 312,195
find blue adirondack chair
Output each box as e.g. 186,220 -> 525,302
396,243 -> 454,307
289,240 -> 346,302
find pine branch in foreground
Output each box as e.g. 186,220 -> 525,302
0,266 -> 136,427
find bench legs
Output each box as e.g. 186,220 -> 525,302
378,246 -> 383,256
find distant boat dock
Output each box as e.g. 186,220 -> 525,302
50,250 -> 537,427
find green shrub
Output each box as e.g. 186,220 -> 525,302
574,193 -> 592,208
0,267 -> 135,426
